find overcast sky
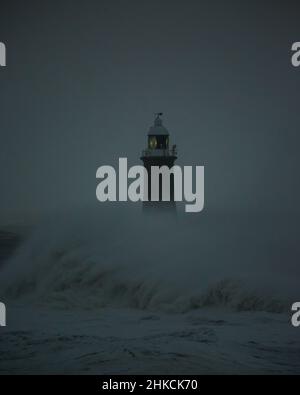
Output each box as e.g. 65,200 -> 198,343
0,0 -> 300,220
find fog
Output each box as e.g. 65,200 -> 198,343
0,0 -> 300,220
0,205 -> 299,313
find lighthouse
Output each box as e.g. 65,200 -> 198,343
141,113 -> 177,211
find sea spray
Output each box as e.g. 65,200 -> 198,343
0,207 -> 296,313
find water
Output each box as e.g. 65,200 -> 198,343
0,207 -> 299,374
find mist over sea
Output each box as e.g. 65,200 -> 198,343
1,206 -> 299,312
0,207 -> 300,374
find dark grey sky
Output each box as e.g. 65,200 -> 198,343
0,0 -> 300,219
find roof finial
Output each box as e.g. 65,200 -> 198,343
154,112 -> 163,126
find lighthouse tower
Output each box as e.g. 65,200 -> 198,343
140,113 -> 177,211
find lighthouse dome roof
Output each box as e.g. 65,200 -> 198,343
148,114 -> 169,135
